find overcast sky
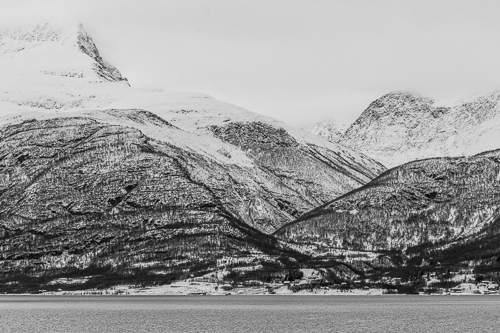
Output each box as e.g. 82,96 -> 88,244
1,0 -> 500,127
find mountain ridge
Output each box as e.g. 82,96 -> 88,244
308,90 -> 500,167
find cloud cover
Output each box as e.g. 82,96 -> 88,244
1,0 -> 499,127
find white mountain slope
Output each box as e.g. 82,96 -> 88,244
0,20 -> 130,115
0,20 -> 386,233
340,91 -> 500,167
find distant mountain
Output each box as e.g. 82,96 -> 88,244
308,91 -> 500,168
275,150 -> 500,276
0,21 -> 385,291
303,120 -> 349,143
341,91 -> 500,167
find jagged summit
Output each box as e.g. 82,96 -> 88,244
353,92 -> 443,119
0,20 -> 129,115
0,20 -> 126,83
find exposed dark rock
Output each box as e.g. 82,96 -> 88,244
208,121 -> 298,149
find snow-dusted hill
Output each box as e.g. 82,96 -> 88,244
332,91 -> 500,167
275,149 -> 500,276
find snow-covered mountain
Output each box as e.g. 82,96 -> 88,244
0,20 -> 385,207
0,20 -> 386,290
0,20 -> 129,114
334,91 -> 500,167
0,20 -> 379,166
303,119 -> 349,143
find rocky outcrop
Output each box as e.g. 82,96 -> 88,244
0,20 -> 130,115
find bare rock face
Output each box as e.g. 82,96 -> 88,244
209,121 -> 298,149
275,150 -> 500,271
340,91 -> 500,167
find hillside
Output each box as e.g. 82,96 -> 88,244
0,112 -> 301,290
275,150 -> 500,278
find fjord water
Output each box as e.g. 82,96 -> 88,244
1,295 -> 499,332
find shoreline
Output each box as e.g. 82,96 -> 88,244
1,292 -> 495,297
2,281 -> 496,297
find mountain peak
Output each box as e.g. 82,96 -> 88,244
372,91 -> 434,108
339,88 -> 500,167
0,20 -> 127,83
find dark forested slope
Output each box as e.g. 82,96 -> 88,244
275,150 -> 500,271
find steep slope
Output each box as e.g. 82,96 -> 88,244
340,91 -> 500,167
275,150 -> 500,273
303,119 -> 348,143
0,113 -> 296,290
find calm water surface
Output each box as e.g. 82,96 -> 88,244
0,295 -> 499,332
